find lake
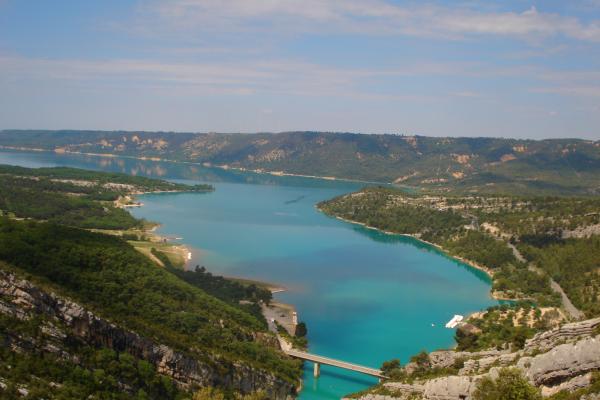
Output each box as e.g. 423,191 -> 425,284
0,150 -> 498,399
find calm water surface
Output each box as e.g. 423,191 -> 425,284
0,150 -> 498,399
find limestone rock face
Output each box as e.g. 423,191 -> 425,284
384,381 -> 424,396
0,269 -> 297,399
421,375 -> 480,400
427,350 -> 461,369
525,317 -> 600,352
403,348 -> 512,376
460,353 -> 518,375
540,372 -> 593,397
350,318 -> 600,400
519,335 -> 600,386
378,376 -> 481,400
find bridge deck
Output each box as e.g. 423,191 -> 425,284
285,349 -> 385,378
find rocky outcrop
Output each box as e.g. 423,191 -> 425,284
425,349 -> 509,371
525,317 -> 600,352
519,335 -> 600,387
401,348 -> 512,378
540,372 -> 593,397
422,375 -> 480,400
0,269 -> 297,399
383,381 -> 425,397
349,395 -> 396,400
352,376 -> 482,400
460,352 -> 518,375
349,318 -> 600,399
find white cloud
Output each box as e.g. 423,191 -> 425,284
137,0 -> 600,41
2,51 -> 599,102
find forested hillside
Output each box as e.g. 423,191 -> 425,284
0,166 -> 299,399
321,187 -> 600,399
2,130 -> 599,195
319,188 -> 600,316
0,164 -> 212,229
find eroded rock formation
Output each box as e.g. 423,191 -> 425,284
0,269 -> 297,399
346,318 -> 600,399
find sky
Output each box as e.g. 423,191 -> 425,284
0,1 -> 599,139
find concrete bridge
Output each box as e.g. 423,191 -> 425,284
285,349 -> 386,379
262,304 -> 385,380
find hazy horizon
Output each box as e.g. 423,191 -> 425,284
0,128 -> 597,142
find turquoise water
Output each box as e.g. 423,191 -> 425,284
0,150 -> 498,399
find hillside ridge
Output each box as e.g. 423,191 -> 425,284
2,130 -> 599,195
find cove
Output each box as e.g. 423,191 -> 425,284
0,150 -> 498,399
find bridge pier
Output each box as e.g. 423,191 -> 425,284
313,362 -> 320,378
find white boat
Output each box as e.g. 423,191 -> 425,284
445,314 -> 464,329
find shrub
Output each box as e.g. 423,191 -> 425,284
473,368 -> 541,400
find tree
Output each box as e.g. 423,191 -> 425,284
381,359 -> 401,374
511,328 -> 529,350
380,359 -> 404,380
410,351 -> 430,368
295,322 -> 307,338
473,368 -> 541,400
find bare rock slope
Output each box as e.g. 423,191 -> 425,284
347,318 -> 600,400
0,269 -> 296,399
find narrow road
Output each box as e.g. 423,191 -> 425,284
507,243 -> 584,320
507,242 -> 526,263
547,279 -> 585,320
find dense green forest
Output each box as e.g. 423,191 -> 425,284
0,173 -> 141,229
2,130 -> 600,195
0,218 -> 300,384
0,311 -> 185,400
319,188 -> 468,243
443,230 -> 516,270
0,165 -> 299,398
163,259 -> 273,322
520,237 -> 600,316
0,164 -> 213,192
320,187 -> 599,316
0,164 -> 212,230
319,188 -> 518,271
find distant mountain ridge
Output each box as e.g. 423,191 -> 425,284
1,130 -> 599,195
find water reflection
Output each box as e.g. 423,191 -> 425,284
0,149 -> 370,190
349,223 -> 492,285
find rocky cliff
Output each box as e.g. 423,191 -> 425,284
347,318 -> 600,399
0,269 -> 297,399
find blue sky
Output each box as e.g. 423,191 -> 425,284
0,0 -> 599,139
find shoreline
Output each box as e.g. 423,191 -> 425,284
130,190 -> 296,305
0,145 -> 391,186
114,193 -> 195,269
226,275 -> 288,294
129,190 -> 303,361
319,209 -> 531,305
315,207 -> 509,301
127,224 -> 194,269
